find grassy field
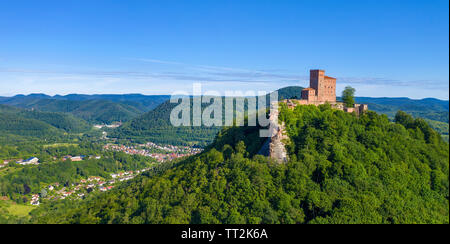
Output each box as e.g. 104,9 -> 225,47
43,143 -> 78,148
6,203 -> 36,217
0,199 -> 36,218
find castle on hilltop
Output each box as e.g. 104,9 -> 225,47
285,69 -> 368,114
264,69 -> 369,163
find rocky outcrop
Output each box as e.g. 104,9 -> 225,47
258,102 -> 289,163
269,122 -> 288,163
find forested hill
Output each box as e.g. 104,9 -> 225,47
0,104 -> 90,137
354,97 -> 449,114
0,97 -> 143,124
1,88 -> 448,142
111,99 -> 222,146
112,86 -> 449,146
0,107 -> 62,138
111,86 -> 306,146
353,97 -> 449,121
29,104 -> 449,224
352,96 -> 449,141
0,94 -> 170,112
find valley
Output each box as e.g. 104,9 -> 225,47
0,87 -> 448,224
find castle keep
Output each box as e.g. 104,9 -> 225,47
286,69 -> 368,115
301,70 -> 336,103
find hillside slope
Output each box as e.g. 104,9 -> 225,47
112,87 -> 305,146
353,97 -> 449,121
0,107 -> 63,138
29,104 -> 449,224
112,99 -> 222,146
51,94 -> 170,112
0,104 -> 90,133
0,97 -> 143,124
0,94 -> 170,112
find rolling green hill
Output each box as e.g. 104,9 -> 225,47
28,104 -> 449,224
112,99 -> 222,146
112,87 -> 305,146
0,105 -> 93,142
353,97 -> 449,120
0,98 -> 143,124
277,86 -> 304,100
0,93 -> 169,113
0,109 -> 62,138
351,96 -> 449,141
113,87 -> 449,146
17,110 -> 90,133
2,88 -> 448,144
51,94 -> 170,111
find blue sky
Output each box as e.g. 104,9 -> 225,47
0,0 -> 448,99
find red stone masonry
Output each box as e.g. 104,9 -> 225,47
307,70 -> 337,103
294,69 -> 367,114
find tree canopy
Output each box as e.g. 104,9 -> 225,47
342,86 -> 356,108
28,104 -> 449,224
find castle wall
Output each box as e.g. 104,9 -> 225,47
323,76 -> 336,102
301,88 -> 316,102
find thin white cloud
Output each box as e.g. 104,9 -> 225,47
0,59 -> 448,99
339,76 -> 449,89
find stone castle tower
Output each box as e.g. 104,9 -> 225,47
301,70 -> 336,103
292,69 -> 368,115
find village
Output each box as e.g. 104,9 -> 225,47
0,141 -> 202,206
0,155 -> 103,168
30,168 -> 151,206
93,122 -> 123,129
0,154 -> 138,206
103,142 -> 203,162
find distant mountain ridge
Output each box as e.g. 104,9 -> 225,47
0,98 -> 142,124
0,93 -> 174,124
353,97 -> 449,113
1,87 -> 448,142
111,86 -> 307,146
2,90 -> 447,113
112,87 -> 449,146
0,94 -> 170,112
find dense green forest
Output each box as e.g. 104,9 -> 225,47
114,88 -> 449,146
112,100 -> 222,146
1,88 -> 448,224
353,97 -> 448,116
0,106 -> 63,138
27,105 -> 449,224
353,97 -> 449,140
0,93 -> 170,112
20,110 -> 90,133
111,87 -> 324,146
1,104 -> 90,133
0,97 -> 144,124
0,104 -> 99,145
2,88 -> 448,144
